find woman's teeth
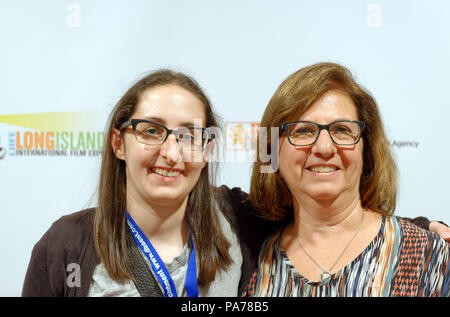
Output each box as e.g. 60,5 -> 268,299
309,166 -> 337,173
152,168 -> 181,177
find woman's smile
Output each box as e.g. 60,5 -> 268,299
306,164 -> 340,174
150,167 -> 184,183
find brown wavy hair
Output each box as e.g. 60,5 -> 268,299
250,62 -> 398,220
94,69 -> 232,286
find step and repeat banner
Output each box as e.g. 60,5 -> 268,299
1,1 -> 449,295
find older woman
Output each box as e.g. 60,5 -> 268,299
245,62 -> 450,296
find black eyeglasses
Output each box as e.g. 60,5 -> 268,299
280,120 -> 365,146
119,119 -> 215,151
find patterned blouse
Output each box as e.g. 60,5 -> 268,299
244,216 -> 450,297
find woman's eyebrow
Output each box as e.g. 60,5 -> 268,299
142,116 -> 202,127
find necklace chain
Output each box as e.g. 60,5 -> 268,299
292,211 -> 365,283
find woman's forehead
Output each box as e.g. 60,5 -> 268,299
291,90 -> 358,123
133,85 -> 207,125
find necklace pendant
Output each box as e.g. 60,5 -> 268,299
319,271 -> 332,285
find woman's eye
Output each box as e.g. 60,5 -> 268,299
179,133 -> 193,141
142,126 -> 165,137
293,127 -> 314,135
143,128 -> 158,135
333,125 -> 351,134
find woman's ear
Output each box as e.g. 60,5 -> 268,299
111,128 -> 125,160
202,139 -> 216,164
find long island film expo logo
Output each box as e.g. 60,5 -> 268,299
0,113 -> 261,160
0,113 -> 260,161
0,115 -> 419,163
0,111 -> 105,158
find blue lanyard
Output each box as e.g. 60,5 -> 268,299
125,210 -> 199,297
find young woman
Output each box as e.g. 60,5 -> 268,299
22,70 -> 243,297
22,68 -> 449,297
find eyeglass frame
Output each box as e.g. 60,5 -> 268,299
280,120 -> 366,146
119,118 -> 215,149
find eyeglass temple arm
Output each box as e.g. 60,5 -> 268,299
119,120 -> 133,131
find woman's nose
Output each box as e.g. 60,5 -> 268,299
311,129 -> 337,158
159,134 -> 183,164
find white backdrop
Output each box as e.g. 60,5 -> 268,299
1,0 -> 449,296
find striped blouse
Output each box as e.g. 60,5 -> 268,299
244,216 -> 450,297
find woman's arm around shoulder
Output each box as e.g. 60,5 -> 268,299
405,216 -> 450,242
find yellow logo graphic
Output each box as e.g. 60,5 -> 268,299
0,111 -> 104,131
225,122 -> 260,151
0,111 -> 106,158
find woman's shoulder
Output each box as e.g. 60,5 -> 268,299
34,208 -> 96,254
216,184 -> 288,231
23,208 -> 98,296
392,215 -> 450,260
394,216 -> 437,240
56,208 -> 95,226
261,228 -> 283,253
215,185 -> 249,204
48,208 -> 96,239
214,185 -> 282,229
214,185 -> 252,222
391,216 -> 450,296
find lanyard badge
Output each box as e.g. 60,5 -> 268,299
126,210 -> 199,297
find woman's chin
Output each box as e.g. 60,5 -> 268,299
303,187 -> 342,202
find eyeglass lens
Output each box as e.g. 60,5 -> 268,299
286,121 -> 361,145
134,121 -> 207,150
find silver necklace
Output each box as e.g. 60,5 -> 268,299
292,211 -> 365,284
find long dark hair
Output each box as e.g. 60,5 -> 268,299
94,69 -> 232,286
